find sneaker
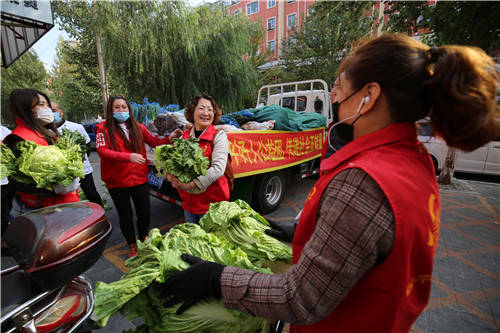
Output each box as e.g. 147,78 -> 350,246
128,243 -> 138,258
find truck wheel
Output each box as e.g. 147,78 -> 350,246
253,171 -> 286,214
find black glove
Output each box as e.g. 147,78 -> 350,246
264,219 -> 297,243
161,254 -> 225,315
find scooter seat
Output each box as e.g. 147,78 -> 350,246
1,269 -> 41,315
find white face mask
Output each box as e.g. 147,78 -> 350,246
36,108 -> 54,124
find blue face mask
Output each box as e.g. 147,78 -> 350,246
53,112 -> 61,123
113,112 -> 130,122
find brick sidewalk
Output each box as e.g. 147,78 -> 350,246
412,185 -> 500,333
268,177 -> 500,333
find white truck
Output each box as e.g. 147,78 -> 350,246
148,79 -> 333,213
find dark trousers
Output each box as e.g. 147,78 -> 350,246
108,182 -> 151,245
80,172 -> 104,207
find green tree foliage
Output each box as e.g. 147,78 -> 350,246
50,38 -> 102,122
1,51 -> 49,126
385,1 -> 500,52
278,1 -> 375,86
52,0 -> 262,116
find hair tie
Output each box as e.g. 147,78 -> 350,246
426,47 -> 439,64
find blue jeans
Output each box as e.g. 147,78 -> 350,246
184,210 -> 204,224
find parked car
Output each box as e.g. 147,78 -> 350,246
83,123 -> 98,150
417,121 -> 500,176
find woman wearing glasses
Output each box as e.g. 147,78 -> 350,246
167,94 -> 230,224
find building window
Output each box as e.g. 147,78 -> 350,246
287,13 -> 296,29
234,9 -> 239,15
267,17 -> 276,30
267,0 -> 276,8
267,40 -> 275,54
246,1 -> 258,14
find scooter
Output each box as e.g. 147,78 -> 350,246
1,202 -> 112,333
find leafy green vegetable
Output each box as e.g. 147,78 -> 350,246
123,284 -> 265,333
94,225 -> 271,330
199,200 -> 292,262
1,143 -> 16,179
56,128 -> 87,159
94,201 -> 293,332
13,141 -> 84,190
153,138 -> 209,183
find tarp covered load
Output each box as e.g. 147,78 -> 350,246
248,105 -> 326,131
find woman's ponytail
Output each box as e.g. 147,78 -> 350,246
339,34 -> 499,152
427,45 -> 499,152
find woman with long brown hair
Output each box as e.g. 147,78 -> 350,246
2,89 -> 79,219
95,95 -> 181,257
159,34 -> 499,332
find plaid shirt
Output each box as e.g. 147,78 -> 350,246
221,168 -> 394,325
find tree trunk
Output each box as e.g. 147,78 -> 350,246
93,0 -> 108,116
437,147 -> 457,185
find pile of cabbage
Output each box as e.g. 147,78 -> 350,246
1,130 -> 84,190
94,200 -> 292,333
153,137 -> 209,183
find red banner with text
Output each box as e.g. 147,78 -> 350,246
227,128 -> 324,178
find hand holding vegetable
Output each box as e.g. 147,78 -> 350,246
166,173 -> 180,187
167,174 -> 198,192
161,254 -> 225,315
176,180 -> 197,192
129,153 -> 145,164
168,129 -> 183,141
53,177 -> 80,194
264,219 -> 297,243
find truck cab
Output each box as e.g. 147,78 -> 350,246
257,79 -> 333,127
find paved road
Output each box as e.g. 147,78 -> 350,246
4,152 -> 499,332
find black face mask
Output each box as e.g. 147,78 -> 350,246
328,89 -> 363,151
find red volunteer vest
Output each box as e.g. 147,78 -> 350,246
291,123 -> 440,333
7,118 -> 79,207
95,122 -> 160,189
178,125 -> 230,214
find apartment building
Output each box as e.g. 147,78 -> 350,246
222,1 -> 447,62
225,0 -> 317,59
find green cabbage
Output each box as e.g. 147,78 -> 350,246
1,143 -> 16,179
199,200 -> 293,262
56,128 -> 87,159
94,201 -> 294,332
94,225 -> 271,331
153,138 -> 209,183
14,140 -> 84,190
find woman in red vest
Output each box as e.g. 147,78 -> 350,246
95,96 -> 180,257
166,94 -> 230,224
159,34 -> 499,332
2,89 -> 79,219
